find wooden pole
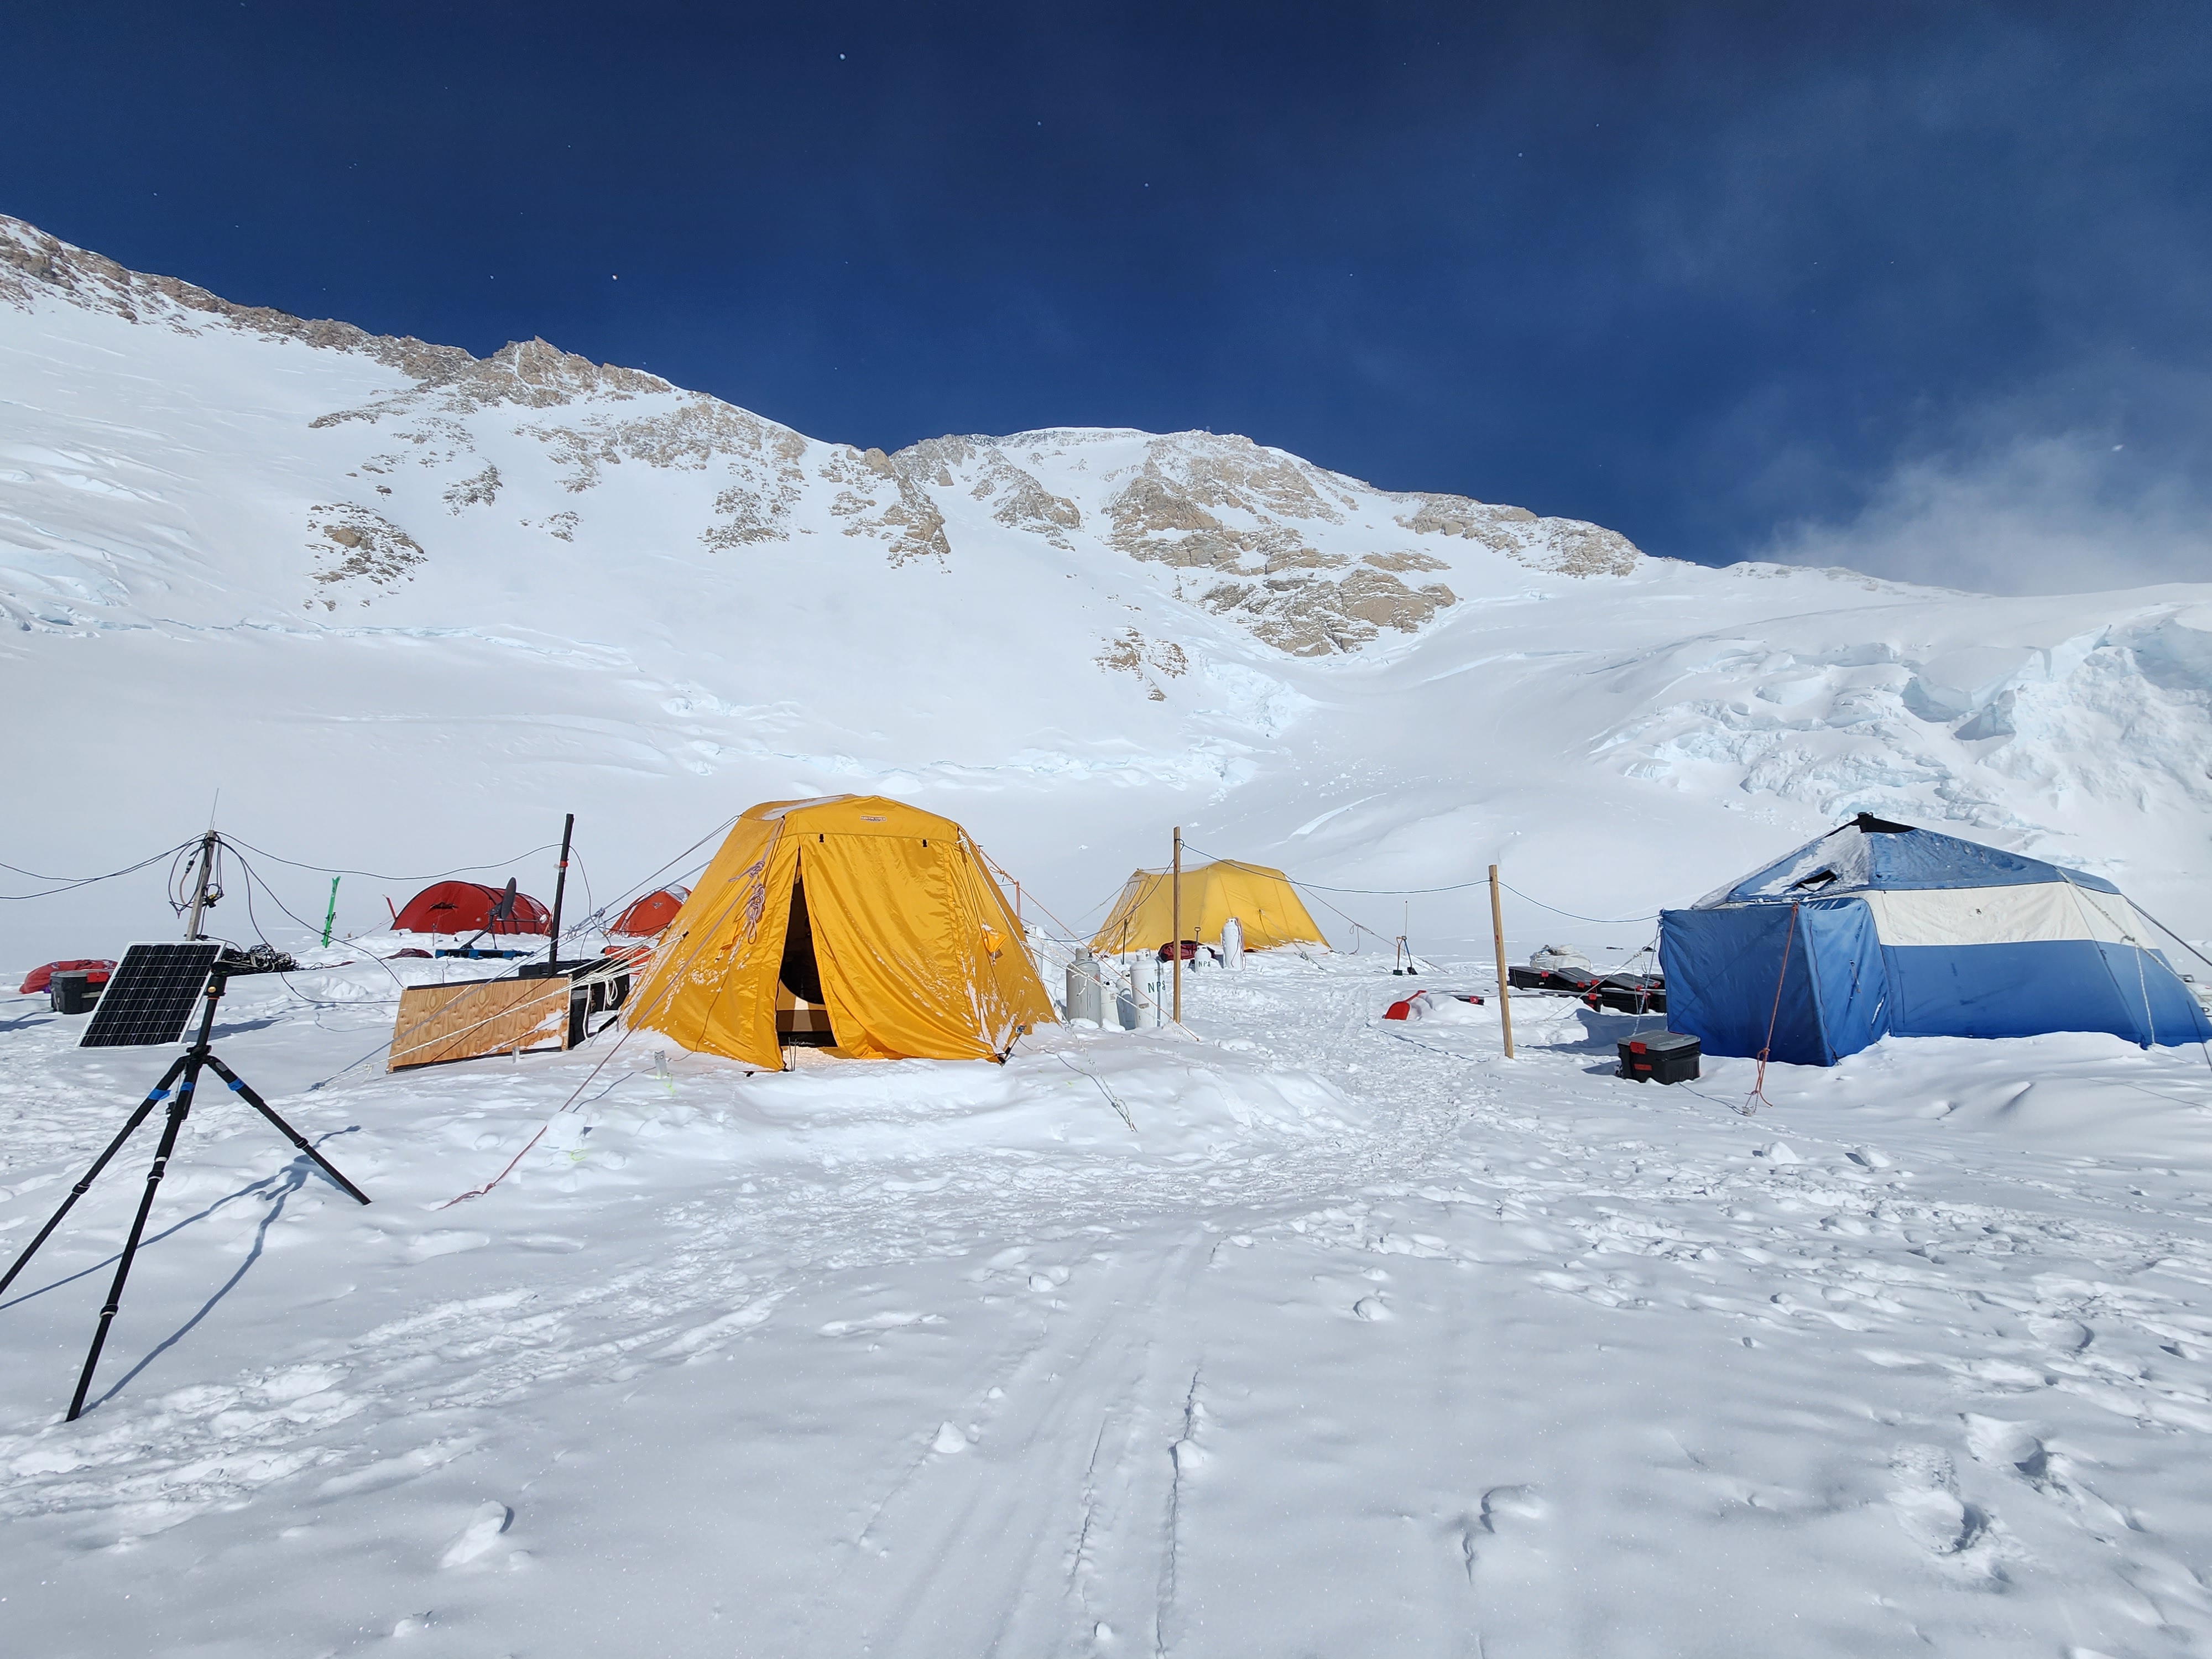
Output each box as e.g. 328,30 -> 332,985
1172,826 -> 1183,1025
1489,863 -> 1515,1060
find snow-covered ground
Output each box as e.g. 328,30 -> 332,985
7,953 -> 2212,1656
8,212 -> 2212,1656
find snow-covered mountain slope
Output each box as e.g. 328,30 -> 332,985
3,210 -> 2208,964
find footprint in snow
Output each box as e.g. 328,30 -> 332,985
820,1311 -> 943,1337
2026,1316 -> 2093,1352
405,1230 -> 491,1262
1963,1415 -> 2056,1491
1456,1485 -> 1547,1583
1480,1485 -> 1547,1530
1887,1447 -> 1995,1566
439,1500 -> 512,1567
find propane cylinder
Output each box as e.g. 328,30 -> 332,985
1065,951 -> 1104,1025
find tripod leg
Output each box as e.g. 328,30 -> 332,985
66,1054 -> 204,1422
0,1057 -> 188,1301
202,1056 -> 371,1206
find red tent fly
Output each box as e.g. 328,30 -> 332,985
390,880 -> 550,935
609,885 -> 689,937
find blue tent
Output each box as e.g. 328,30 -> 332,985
1661,814 -> 2211,1065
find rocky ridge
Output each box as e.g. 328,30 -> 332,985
0,212 -> 1648,656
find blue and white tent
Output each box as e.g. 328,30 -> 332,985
1661,813 -> 2211,1066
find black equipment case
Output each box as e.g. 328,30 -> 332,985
1617,1030 -> 1700,1084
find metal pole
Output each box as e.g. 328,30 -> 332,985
203,1056 -> 371,1205
66,975 -> 224,1420
320,877 -> 341,947
1489,863 -> 1515,1060
183,830 -> 218,940
0,1057 -> 186,1300
545,812 -> 576,972
1171,827 -> 1183,1025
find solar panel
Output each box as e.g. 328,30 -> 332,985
80,942 -> 223,1048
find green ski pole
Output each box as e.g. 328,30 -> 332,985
321,876 -> 341,947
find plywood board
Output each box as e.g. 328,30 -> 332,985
388,978 -> 572,1071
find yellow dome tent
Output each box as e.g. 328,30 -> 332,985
1089,859 -> 1327,955
629,796 -> 1055,1067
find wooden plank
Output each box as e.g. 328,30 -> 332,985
387,978 -> 572,1071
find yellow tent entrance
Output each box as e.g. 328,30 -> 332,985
630,796 -> 1055,1068
1089,859 -> 1327,955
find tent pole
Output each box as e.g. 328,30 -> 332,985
546,812 -> 575,972
1489,864 -> 1515,1059
1172,827 -> 1183,1026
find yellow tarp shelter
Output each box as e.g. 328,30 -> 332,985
1090,859 -> 1327,954
629,796 -> 1055,1067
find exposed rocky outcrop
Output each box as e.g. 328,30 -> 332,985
0,213 -> 478,384
306,504 -> 425,608
1095,628 -> 1190,700
1391,491 -> 1640,577
4,211 -> 1649,646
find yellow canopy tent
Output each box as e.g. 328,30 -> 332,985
629,796 -> 1055,1067
1089,859 -> 1327,954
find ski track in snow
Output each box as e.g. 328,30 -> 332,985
4,959 -> 2212,1654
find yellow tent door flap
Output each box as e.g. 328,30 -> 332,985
1090,859 -> 1326,954
629,796 -> 1056,1068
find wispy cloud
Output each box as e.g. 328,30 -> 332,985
1762,416 -> 2212,596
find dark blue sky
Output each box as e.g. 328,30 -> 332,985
7,3 -> 2208,584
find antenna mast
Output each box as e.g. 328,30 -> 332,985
183,830 -> 220,941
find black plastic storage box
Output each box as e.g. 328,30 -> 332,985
49,971 -> 105,1015
1618,1031 -> 1699,1084
1595,973 -> 1667,1015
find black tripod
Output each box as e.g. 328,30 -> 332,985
0,971 -> 370,1420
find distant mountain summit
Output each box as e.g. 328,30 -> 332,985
0,211 -> 1642,658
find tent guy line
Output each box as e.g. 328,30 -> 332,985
1175,838 -> 1660,928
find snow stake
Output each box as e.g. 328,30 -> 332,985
1172,826 -> 1184,1026
1489,864 -> 1516,1059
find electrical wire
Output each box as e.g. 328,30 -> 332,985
220,834 -> 564,884
0,839 -> 197,902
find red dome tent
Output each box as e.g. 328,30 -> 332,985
390,880 -> 550,936
609,885 -> 689,937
